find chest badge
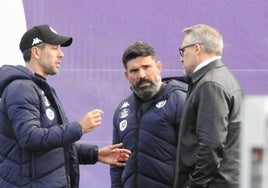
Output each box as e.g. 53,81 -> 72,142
156,100 -> 167,108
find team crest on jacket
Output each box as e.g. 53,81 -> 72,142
119,120 -> 127,131
156,100 -> 167,108
119,108 -> 130,118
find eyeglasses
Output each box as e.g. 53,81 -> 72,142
179,43 -> 202,57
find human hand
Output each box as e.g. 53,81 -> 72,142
98,143 -> 131,167
79,109 -> 103,134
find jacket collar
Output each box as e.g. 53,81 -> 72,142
189,59 -> 225,84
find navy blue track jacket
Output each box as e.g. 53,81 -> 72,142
0,65 -> 98,188
110,77 -> 188,188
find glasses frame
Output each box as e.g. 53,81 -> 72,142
179,43 -> 202,57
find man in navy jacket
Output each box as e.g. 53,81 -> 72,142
0,24 -> 131,188
110,41 -> 187,187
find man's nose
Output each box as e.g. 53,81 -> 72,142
58,48 -> 64,58
138,69 -> 146,78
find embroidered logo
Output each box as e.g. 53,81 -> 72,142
50,27 -> 58,34
46,108 -> 55,120
119,108 -> 130,118
120,101 -> 130,109
32,37 -> 43,46
40,90 -> 50,107
156,100 -> 167,108
119,120 -> 127,131
43,96 -> 50,107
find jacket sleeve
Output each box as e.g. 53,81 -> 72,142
189,82 -> 230,187
4,80 -> 83,151
75,143 -> 98,164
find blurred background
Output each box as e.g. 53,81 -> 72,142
1,1 -> 267,187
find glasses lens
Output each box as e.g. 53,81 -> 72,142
179,43 -> 198,57
179,48 -> 184,57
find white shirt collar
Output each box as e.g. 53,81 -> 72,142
193,56 -> 221,73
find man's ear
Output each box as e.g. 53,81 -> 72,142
124,71 -> 128,79
195,43 -> 202,55
157,61 -> 162,73
31,46 -> 41,59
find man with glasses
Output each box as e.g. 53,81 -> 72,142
174,24 -> 243,188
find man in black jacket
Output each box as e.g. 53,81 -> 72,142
0,24 -> 130,188
174,24 -> 243,188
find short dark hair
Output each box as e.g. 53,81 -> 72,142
122,41 -> 156,69
22,43 -> 46,62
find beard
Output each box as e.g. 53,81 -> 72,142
132,76 -> 162,101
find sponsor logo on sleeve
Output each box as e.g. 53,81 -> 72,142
46,108 -> 55,120
119,120 -> 127,131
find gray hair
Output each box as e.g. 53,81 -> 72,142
183,24 -> 223,56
